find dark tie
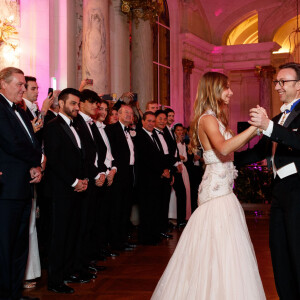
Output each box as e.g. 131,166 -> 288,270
12,103 -> 18,111
70,120 -> 74,127
124,126 -> 130,133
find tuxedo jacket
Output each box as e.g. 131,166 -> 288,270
74,114 -> 99,180
135,128 -> 168,187
43,115 -> 86,195
235,102 -> 300,172
44,110 -> 57,126
0,94 -> 42,199
163,127 -> 180,170
105,121 -> 134,173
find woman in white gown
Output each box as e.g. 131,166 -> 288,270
151,72 -> 266,300
174,124 -> 192,220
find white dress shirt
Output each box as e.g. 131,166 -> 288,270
24,98 -> 38,118
119,121 -> 135,165
166,125 -> 181,166
155,128 -> 169,154
263,98 -> 299,179
96,121 -> 116,174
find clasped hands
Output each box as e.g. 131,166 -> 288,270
74,179 -> 88,192
29,167 -> 42,183
248,105 -> 270,131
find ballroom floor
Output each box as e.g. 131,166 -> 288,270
24,217 -> 278,300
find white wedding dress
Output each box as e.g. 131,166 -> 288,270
151,110 -> 266,300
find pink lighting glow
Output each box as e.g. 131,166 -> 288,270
211,46 -> 222,54
214,9 -> 223,17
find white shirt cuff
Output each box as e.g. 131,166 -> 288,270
262,120 -> 273,137
72,179 -> 79,187
94,173 -> 101,180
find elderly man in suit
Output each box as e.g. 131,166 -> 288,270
0,67 -> 42,300
236,62 -> 300,300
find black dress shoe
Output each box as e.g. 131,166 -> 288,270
48,283 -> 74,294
64,274 -> 90,283
160,232 -> 173,239
177,222 -> 187,228
124,242 -> 137,248
102,249 -> 119,257
80,271 -> 97,280
19,297 -> 40,300
88,264 -> 106,273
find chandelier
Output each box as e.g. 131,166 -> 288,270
121,0 -> 164,25
0,16 -> 18,50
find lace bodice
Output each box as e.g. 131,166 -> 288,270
198,110 -> 238,205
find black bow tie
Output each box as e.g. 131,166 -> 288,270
12,103 -> 18,111
124,126 -> 130,132
157,130 -> 164,135
70,120 -> 74,127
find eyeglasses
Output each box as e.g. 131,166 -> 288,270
273,79 -> 299,87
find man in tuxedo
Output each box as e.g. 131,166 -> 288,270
154,110 -> 174,238
105,105 -> 135,251
135,112 -> 170,244
164,108 -> 187,227
44,88 -> 88,294
73,89 -> 105,275
93,99 -> 118,258
0,67 -> 42,300
236,62 -> 300,299
23,76 -> 53,128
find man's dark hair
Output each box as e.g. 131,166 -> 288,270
164,108 -> 175,115
80,89 -> 101,103
143,111 -> 155,121
173,123 -> 183,131
24,76 -> 36,89
155,109 -> 168,118
279,62 -> 300,80
98,98 -> 109,107
58,88 -> 81,103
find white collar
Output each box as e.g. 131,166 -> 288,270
79,111 -> 93,123
59,112 -> 72,126
280,98 -> 300,113
23,98 -> 38,112
96,121 -> 106,129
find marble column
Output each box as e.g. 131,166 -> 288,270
109,0 -> 130,98
257,65 -> 276,117
131,18 -> 153,111
82,0 -> 110,93
182,58 -> 194,126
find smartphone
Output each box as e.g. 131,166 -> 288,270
102,94 -> 113,100
133,93 -> 138,102
86,79 -> 93,85
48,87 -> 53,98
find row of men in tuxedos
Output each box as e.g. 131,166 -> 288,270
135,110 -> 189,244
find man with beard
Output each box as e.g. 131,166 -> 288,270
44,88 -> 88,294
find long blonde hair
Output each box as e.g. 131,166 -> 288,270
190,72 -> 230,150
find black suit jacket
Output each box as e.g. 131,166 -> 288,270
135,128 -> 168,187
235,102 -> 300,172
43,115 -> 85,195
0,94 -> 42,199
44,110 -> 57,126
74,114 -> 99,180
105,121 -> 134,172
163,127 -> 180,170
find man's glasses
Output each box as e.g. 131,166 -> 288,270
273,79 -> 299,87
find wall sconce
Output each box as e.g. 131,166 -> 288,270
0,15 -> 18,50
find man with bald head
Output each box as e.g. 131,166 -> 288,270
0,67 -> 42,300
